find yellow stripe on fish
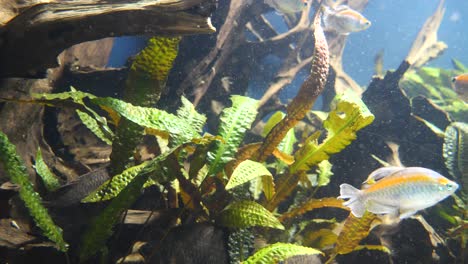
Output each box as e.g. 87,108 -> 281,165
339,167 -> 458,219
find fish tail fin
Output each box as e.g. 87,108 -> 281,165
339,183 -> 365,217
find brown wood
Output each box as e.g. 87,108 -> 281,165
0,0 -> 216,78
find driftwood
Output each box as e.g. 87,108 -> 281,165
0,0 -> 216,78
406,0 -> 447,68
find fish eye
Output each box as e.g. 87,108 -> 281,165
451,77 -> 457,83
446,183 -> 453,190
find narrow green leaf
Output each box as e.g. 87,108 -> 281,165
243,243 -> 322,264
0,132 -> 67,251
82,162 -> 147,203
291,90 -> 374,173
80,172 -> 149,261
76,109 -> 113,144
91,97 -> 200,145
208,95 -> 259,174
225,160 -> 272,190
177,96 -> 206,133
219,200 -> 284,230
35,148 -> 61,192
451,58 -> 468,72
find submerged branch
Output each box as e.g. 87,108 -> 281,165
406,0 -> 447,68
0,0 -> 216,78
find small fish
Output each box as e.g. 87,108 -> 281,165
264,0 -> 307,14
322,5 -> 371,35
339,167 -> 458,219
451,73 -> 468,102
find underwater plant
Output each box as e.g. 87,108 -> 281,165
400,59 -> 468,123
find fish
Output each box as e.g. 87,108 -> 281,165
322,5 -> 371,35
451,73 -> 468,102
339,167 -> 458,219
264,0 -> 307,14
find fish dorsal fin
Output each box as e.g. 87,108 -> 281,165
363,166 -> 405,185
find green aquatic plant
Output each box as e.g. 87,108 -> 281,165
264,90 -> 375,211
0,132 -> 67,251
0,9 -> 380,263
79,167 -> 149,261
243,242 -> 323,264
108,36 -> 181,174
401,59 -> 468,122
208,95 -> 259,175
218,200 -> 284,230
35,147 -> 61,192
443,122 -> 468,196
291,90 -> 375,173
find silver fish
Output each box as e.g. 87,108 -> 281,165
339,167 -> 458,219
322,5 -> 371,35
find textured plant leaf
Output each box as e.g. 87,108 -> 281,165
443,122 -> 468,194
303,228 -> 338,249
334,211 -> 377,255
0,133 -> 67,251
262,111 -> 297,155
82,162 -> 147,203
76,109 -> 113,144
225,160 -> 272,191
279,197 -> 349,221
316,160 -> 333,187
243,243 -> 322,264
208,95 -> 259,175
353,245 -> 391,254
177,96 -> 206,133
92,97 -> 200,145
130,37 -> 181,81
291,90 -> 374,173
218,200 -> 284,230
32,87 -> 96,102
34,148 -> 60,192
80,171 -> 149,261
32,88 -> 115,143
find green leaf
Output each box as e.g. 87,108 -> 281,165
316,160 -> 333,187
208,95 -> 259,174
34,148 -> 61,192
80,171 -> 149,261
243,243 -> 322,264
262,111 -> 296,155
82,162 -> 147,203
32,88 -> 113,138
0,132 -> 67,251
262,111 -> 284,137
452,58 -> 468,72
291,90 -> 374,173
91,97 -> 201,145
443,122 -> 468,194
76,109 -> 113,144
130,37 -> 181,81
225,160 -> 273,192
218,200 -> 284,230
177,96 -> 206,133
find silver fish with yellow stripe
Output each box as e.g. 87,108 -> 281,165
322,5 -> 371,35
339,167 -> 458,219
